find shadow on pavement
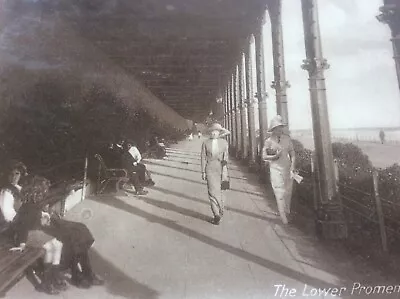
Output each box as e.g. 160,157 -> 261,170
89,249 -> 159,299
95,196 -> 350,295
150,170 -> 264,198
139,196 -> 211,222
150,186 -> 280,224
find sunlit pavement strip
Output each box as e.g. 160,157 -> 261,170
7,138 -> 394,299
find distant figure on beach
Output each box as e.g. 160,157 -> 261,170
198,131 -> 202,139
379,129 -> 385,144
188,133 -> 193,141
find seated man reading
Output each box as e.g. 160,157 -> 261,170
121,140 -> 152,195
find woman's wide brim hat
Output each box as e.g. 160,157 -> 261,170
268,115 -> 286,132
208,123 -> 224,132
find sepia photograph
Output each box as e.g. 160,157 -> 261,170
0,0 -> 399,298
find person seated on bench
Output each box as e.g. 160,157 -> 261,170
149,136 -> 166,159
115,139 -> 125,155
17,175 -> 104,289
125,140 -> 155,187
121,142 -> 148,195
102,142 -> 123,168
0,161 -> 66,295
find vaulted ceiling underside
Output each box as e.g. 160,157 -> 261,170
5,0 -> 269,121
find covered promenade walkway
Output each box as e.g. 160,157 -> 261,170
6,139 -> 393,299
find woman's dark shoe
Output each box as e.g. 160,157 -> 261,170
52,265 -> 68,291
212,215 -> 221,225
148,180 -> 155,187
37,263 -> 61,295
36,282 -> 61,295
71,276 -> 92,289
88,273 -> 105,286
135,190 -> 148,195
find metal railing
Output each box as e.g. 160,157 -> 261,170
298,155 -> 400,252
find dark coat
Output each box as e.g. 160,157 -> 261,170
43,217 -> 94,256
120,151 -> 136,172
11,202 -> 42,245
12,202 -> 94,267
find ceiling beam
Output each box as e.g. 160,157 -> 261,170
127,65 -> 224,69
148,86 -> 218,90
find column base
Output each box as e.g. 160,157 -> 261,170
315,202 -> 347,240
229,146 -> 236,156
248,160 -> 258,173
236,150 -> 242,159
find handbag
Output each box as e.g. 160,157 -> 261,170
221,151 -> 230,190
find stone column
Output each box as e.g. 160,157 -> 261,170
230,75 -> 236,148
254,16 -> 269,152
245,37 -> 257,167
301,0 -> 345,235
234,66 -> 242,157
239,54 -> 248,160
268,0 -> 290,126
377,1 -> 400,94
227,80 -> 232,146
224,87 -> 229,138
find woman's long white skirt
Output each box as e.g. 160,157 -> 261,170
270,167 -> 293,224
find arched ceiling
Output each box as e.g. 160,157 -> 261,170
5,0 -> 270,121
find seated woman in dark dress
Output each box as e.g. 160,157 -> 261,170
148,136 -> 166,159
1,161 -> 66,295
16,175 -> 104,289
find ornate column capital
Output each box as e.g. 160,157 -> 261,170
376,4 -> 399,26
255,92 -> 268,103
301,58 -> 330,72
244,98 -> 258,106
271,80 -> 291,89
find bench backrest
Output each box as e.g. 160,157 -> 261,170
94,154 -> 108,170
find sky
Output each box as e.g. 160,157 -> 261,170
261,0 -> 400,130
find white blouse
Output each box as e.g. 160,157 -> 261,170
128,146 -> 142,163
211,139 -> 218,156
0,184 -> 22,222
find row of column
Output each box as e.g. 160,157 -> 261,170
222,0 -> 339,207
223,0 -> 289,167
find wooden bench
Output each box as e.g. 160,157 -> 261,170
94,154 -> 130,194
0,229 -> 45,297
0,186 -> 75,297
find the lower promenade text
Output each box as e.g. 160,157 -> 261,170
273,283 -> 400,297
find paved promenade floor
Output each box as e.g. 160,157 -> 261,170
6,138 -> 396,299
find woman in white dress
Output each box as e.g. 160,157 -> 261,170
262,116 -> 296,224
